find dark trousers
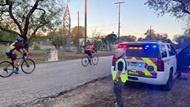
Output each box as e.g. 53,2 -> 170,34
113,78 -> 125,107
84,50 -> 92,58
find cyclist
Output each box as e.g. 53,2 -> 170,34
84,42 -> 97,64
5,37 -> 29,74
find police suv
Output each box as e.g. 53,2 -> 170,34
112,40 -> 178,91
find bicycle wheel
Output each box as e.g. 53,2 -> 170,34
0,61 -> 13,78
81,56 -> 89,67
92,55 -> 99,65
21,59 -> 35,74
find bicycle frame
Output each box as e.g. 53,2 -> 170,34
13,56 -> 27,68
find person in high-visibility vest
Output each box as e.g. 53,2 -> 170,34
84,42 -> 97,64
112,48 -> 128,107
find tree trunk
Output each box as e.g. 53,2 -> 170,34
24,39 -> 29,51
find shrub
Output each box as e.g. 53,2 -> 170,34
34,45 -> 40,50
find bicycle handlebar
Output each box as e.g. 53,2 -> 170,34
22,53 -> 31,59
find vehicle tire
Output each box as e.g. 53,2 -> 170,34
21,59 -> 36,74
161,71 -> 173,91
0,61 -> 13,78
81,56 -> 89,67
92,55 -> 99,65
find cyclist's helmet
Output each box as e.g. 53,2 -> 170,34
17,37 -> 24,42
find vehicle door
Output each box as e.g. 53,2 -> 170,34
177,45 -> 190,72
167,44 -> 177,73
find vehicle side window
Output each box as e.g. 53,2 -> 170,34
160,45 -> 167,58
167,45 -> 176,56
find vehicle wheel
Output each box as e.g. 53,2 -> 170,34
0,61 -> 13,78
21,59 -> 36,74
92,55 -> 99,65
81,56 -> 89,67
161,71 -> 173,91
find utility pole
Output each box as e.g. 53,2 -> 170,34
84,0 -> 87,48
150,26 -> 152,40
77,11 -> 80,53
115,1 -> 124,44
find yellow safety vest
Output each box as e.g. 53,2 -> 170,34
112,57 -> 128,83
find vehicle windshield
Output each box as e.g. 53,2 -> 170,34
125,44 -> 159,58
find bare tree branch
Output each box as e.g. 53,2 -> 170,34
28,21 -> 48,44
0,26 -> 22,36
177,0 -> 190,14
23,0 -> 44,38
8,1 -> 23,35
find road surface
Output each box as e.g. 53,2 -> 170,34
0,56 -> 112,107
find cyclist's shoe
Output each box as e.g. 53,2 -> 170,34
12,69 -> 18,74
89,60 -> 92,65
115,102 -> 119,107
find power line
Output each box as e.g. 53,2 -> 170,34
120,23 -> 143,36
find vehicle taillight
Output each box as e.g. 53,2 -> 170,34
157,59 -> 164,71
112,56 -> 117,66
118,44 -> 128,48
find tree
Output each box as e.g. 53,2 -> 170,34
91,28 -> 101,39
105,33 -> 117,51
105,33 -> 117,44
0,30 -> 17,42
183,20 -> 190,36
137,37 -> 144,41
0,0 -> 64,49
145,0 -> 190,19
46,28 -> 69,50
51,36 -> 67,50
120,35 -> 137,42
144,29 -> 156,40
173,35 -> 190,48
71,26 -> 84,42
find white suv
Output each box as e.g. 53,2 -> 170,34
112,40 -> 179,91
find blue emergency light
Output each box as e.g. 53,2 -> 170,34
144,44 -> 157,50
152,45 -> 157,48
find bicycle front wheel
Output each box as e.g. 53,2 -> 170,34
0,61 -> 13,78
92,55 -> 99,65
81,56 -> 89,67
21,59 -> 36,74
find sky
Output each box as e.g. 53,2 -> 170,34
66,0 -> 184,40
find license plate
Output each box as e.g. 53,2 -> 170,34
128,62 -> 137,67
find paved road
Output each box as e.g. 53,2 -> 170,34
0,56 -> 112,107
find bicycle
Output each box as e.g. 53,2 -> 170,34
0,54 -> 36,78
81,53 -> 99,67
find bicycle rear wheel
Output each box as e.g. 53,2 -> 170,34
81,56 -> 89,67
21,59 -> 35,74
92,55 -> 99,65
0,61 -> 13,78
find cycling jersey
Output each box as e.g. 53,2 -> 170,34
86,45 -> 94,51
6,41 -> 24,55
